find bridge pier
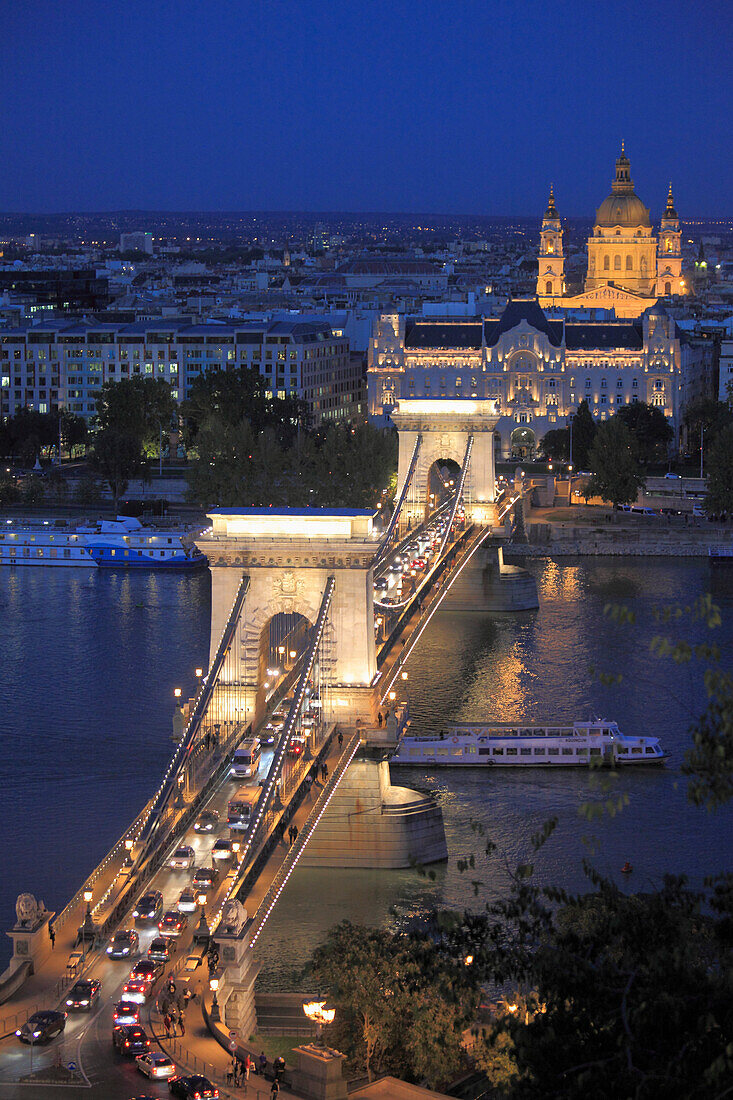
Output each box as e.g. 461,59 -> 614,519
443,543 -> 539,611
299,750 -> 447,869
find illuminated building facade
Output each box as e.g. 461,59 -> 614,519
368,298 -> 691,459
537,146 -> 686,318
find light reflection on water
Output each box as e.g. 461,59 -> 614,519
1,559 -> 732,988
254,557 -> 733,988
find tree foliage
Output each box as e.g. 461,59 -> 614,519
683,398 -> 733,455
615,400 -> 673,464
182,365 -> 307,448
704,424 -> 733,517
570,400 -> 596,469
538,428 -> 569,461
187,417 -> 396,509
306,921 -> 479,1088
586,418 -> 645,508
95,376 -> 177,453
91,428 -> 144,507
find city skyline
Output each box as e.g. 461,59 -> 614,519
1,0 -> 731,216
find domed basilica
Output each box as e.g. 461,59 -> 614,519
536,145 -> 686,318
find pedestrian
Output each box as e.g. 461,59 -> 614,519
259,1051 -> 268,1076
322,764 -> 328,781
205,730 -> 211,750
337,730 -> 343,748
270,1080 -> 280,1098
292,824 -> 298,843
177,1010 -> 185,1036
273,1055 -> 286,1081
244,1054 -> 252,1080
49,922 -> 55,949
163,1012 -> 172,1038
288,825 -> 294,846
232,1060 -> 240,1086
377,711 -> 383,727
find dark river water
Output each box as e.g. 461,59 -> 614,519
2,558 -> 732,985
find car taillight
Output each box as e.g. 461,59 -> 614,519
125,1041 -> 130,1047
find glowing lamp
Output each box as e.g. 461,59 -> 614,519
464,954 -> 474,966
197,893 -> 207,907
195,667 -> 203,678
83,889 -> 92,904
278,646 -> 285,655
289,650 -> 297,659
303,1001 -> 336,1045
400,672 -> 408,681
209,977 -> 219,992
388,691 -> 396,702
174,688 -> 182,699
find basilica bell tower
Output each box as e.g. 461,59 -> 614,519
656,183 -> 684,298
536,185 -> 565,304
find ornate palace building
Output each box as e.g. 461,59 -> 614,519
536,145 -> 686,318
368,298 -> 696,459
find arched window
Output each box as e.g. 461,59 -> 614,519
604,256 -> 610,271
545,280 -> 553,296
614,255 -> 622,271
665,281 -> 671,296
666,238 -> 673,252
626,255 -> 633,271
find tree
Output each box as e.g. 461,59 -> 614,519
59,410 -> 88,458
703,424 -> 733,517
95,377 -> 177,455
182,365 -> 307,449
538,428 -> 569,461
91,428 -> 144,508
570,400 -> 596,469
586,418 -> 645,509
307,921 -> 479,1088
615,400 -> 673,464
683,397 -> 733,456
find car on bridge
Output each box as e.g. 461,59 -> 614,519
148,936 -> 175,964
113,1023 -> 150,1056
137,1050 -> 177,1079
373,577 -> 389,591
194,810 -> 219,834
177,887 -> 198,913
131,958 -> 163,983
16,1010 -> 67,1044
170,845 -> 196,870
159,910 -> 189,937
122,978 -> 152,1003
193,866 -> 219,889
65,978 -> 101,1011
168,1075 -> 219,1099
212,838 -> 234,861
113,1000 -> 141,1025
107,929 -> 140,959
133,890 -> 164,922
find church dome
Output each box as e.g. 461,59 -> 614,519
594,144 -> 651,228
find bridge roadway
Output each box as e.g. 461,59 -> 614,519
0,723 -> 355,1098
0,496 -> 519,1097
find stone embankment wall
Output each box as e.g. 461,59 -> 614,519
509,523 -> 732,557
300,758 -> 448,868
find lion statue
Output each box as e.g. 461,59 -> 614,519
220,899 -> 248,935
15,893 -> 40,928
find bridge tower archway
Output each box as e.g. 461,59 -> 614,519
390,399 -> 499,528
197,509 -> 379,727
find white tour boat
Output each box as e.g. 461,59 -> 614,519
391,720 -> 666,767
0,516 -> 207,570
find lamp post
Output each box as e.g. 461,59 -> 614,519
80,888 -> 96,945
123,838 -> 134,869
302,1001 -> 336,1047
195,893 -> 209,946
209,976 -> 220,1022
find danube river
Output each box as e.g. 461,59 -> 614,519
2,558 -> 732,983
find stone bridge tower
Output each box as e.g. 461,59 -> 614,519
197,509 -> 379,727
390,398 -> 499,528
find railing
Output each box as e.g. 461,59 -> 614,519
211,577 -> 336,932
0,971 -> 75,1039
248,731 -> 361,948
372,432 -> 422,569
133,574 -> 250,868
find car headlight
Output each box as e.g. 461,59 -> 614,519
122,948 -> 129,954
15,1029 -> 21,1036
33,1031 -> 41,1038
66,999 -> 73,1006
106,946 -> 113,953
80,999 -> 89,1005
133,910 -> 139,917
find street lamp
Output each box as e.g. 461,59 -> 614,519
231,840 -> 241,864
80,889 -> 96,944
302,1001 -> 336,1046
209,976 -> 220,1022
174,687 -> 182,699
194,895 -> 210,946
124,838 -> 134,869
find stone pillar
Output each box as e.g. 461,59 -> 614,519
291,1044 -> 348,1100
216,929 -> 259,1039
443,543 -> 539,611
3,904 -> 55,982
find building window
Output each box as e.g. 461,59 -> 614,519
545,280 -> 553,295
604,256 -> 610,271
626,255 -> 633,271
614,255 -> 622,271
665,281 -> 672,295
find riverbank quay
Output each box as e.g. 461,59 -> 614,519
509,505 -> 733,556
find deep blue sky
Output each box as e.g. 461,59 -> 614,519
1,0 -> 731,216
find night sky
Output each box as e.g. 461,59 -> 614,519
1,0 -> 731,216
